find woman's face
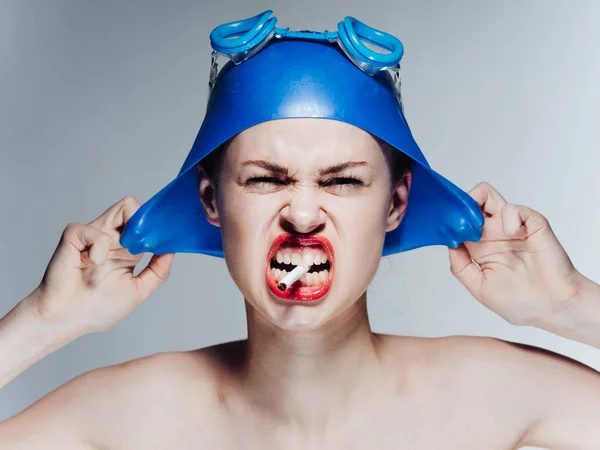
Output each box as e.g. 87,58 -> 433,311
199,118 -> 411,330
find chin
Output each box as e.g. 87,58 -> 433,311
258,289 -> 362,332
272,311 -> 329,331
253,300 -> 330,331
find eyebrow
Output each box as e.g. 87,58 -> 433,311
241,160 -> 289,175
240,159 -> 369,176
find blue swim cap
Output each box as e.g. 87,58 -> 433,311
120,39 -> 483,257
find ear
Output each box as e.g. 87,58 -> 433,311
197,165 -> 220,227
386,171 -> 412,232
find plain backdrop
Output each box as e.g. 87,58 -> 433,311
1,1 -> 599,448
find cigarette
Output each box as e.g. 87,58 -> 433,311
277,265 -> 310,291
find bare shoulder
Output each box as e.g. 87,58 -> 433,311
379,332 -> 596,376
419,334 -> 599,389
381,333 -> 599,395
1,342 -> 242,449
379,334 -> 600,448
378,333 -> 538,389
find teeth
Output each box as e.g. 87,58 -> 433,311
271,268 -> 283,282
302,272 -> 310,285
314,273 -> 322,286
302,252 -> 313,267
291,253 -> 302,266
273,247 -> 329,267
272,267 -> 330,287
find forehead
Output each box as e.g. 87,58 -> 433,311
225,118 -> 384,167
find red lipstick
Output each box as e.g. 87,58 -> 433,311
266,233 -> 334,302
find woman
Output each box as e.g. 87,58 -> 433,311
1,11 -> 599,449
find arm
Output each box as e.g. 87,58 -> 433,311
534,273 -> 600,350
0,292 -> 91,449
445,183 -> 600,447
517,275 -> 600,448
0,197 -> 173,448
0,291 -> 78,389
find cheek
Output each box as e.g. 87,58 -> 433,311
331,191 -> 390,239
328,194 -> 389,291
219,187 -> 274,240
218,191 -> 281,291
228,197 -> 282,245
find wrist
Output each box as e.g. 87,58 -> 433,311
0,290 -> 81,388
536,272 -> 600,349
572,272 -> 600,304
23,287 -> 84,346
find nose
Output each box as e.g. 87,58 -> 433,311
279,188 -> 327,234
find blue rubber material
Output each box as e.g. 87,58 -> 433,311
120,39 -> 483,258
209,10 -> 403,73
210,10 -> 277,55
337,16 -> 403,66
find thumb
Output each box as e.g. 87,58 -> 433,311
448,244 -> 483,299
134,253 -> 175,302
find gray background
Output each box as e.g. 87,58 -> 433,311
1,1 -> 599,448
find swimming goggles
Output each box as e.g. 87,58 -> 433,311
208,10 -> 405,96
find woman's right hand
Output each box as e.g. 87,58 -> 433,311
32,196 -> 175,338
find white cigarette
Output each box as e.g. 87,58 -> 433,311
277,265 -> 310,291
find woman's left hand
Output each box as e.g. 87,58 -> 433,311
448,182 -> 584,327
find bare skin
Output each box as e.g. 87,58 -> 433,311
3,329 -> 599,449
1,119 -> 599,449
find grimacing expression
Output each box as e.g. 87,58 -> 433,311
198,118 -> 412,330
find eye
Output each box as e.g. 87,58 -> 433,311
243,176 -> 365,191
244,177 -> 285,187
322,177 -> 365,189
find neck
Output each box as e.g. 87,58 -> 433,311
238,293 -> 386,430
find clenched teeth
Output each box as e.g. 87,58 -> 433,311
271,267 -> 329,287
274,247 -> 328,267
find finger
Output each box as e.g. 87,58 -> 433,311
88,196 -> 141,235
448,244 -> 483,298
501,203 -> 548,239
500,204 -> 527,239
469,182 -> 508,217
88,247 -> 144,271
134,253 -> 175,302
106,247 -> 144,263
60,223 -> 113,266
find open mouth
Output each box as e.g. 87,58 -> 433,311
266,233 -> 334,301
